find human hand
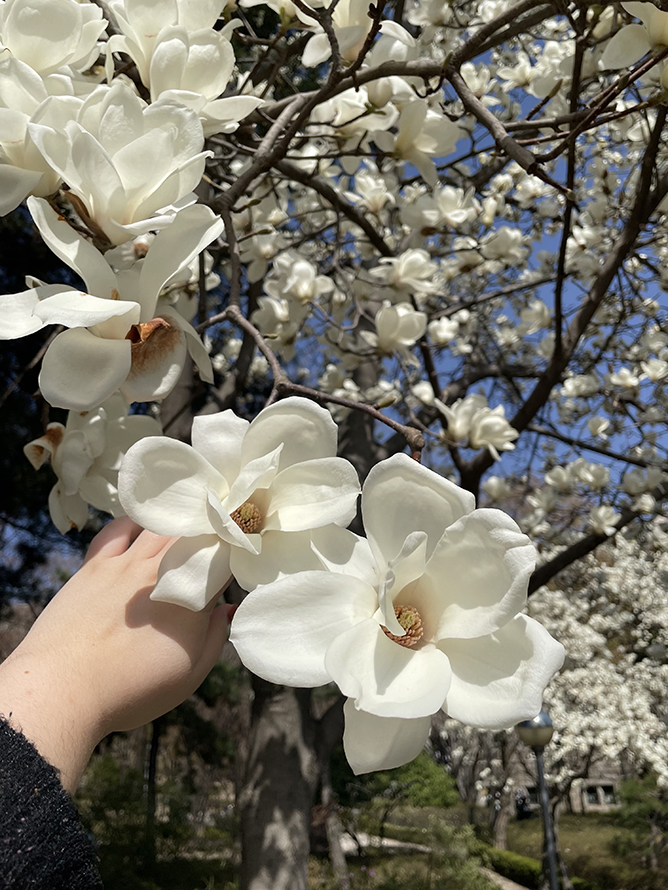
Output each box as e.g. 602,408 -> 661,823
0,518 -> 233,793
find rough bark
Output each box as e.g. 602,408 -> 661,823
237,678 -> 319,890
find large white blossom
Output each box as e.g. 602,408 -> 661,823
0,199 -> 222,409
117,397 -> 361,608
28,80 -> 210,244
230,454 -> 564,773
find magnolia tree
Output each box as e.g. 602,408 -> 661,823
3,0 -> 668,886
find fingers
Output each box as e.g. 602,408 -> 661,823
82,517 -> 143,565
195,604 -> 234,679
130,529 -> 177,560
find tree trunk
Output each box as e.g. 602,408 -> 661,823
237,677 -> 319,890
492,793 -> 512,850
144,715 -> 165,872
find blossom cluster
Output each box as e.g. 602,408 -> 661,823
5,0 -> 667,779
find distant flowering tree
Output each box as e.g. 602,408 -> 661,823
2,0 -> 668,886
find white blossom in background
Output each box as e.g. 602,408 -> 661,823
24,393 -> 161,533
118,397 -> 361,607
589,505 -> 621,536
361,301 -> 427,364
230,454 -> 564,774
469,405 -> 519,461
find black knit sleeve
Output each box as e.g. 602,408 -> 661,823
0,717 -> 103,889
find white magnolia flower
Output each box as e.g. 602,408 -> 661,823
428,316 -> 458,346
0,199 -> 222,410
589,505 -> 621,536
609,367 -> 639,388
373,99 -> 462,186
362,301 -> 427,364
301,0 -> 373,67
0,0 -> 106,77
587,416 -> 610,439
24,393 -> 161,533
110,24 -> 262,137
230,453 -> 565,774
469,405 -> 519,461
28,80 -> 211,244
434,393 -> 487,443
118,397 -> 361,608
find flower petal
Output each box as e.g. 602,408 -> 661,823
118,437 -> 226,536
241,396 -> 338,472
422,508 -> 535,641
225,444 -> 283,512
0,284 -> 79,339
362,453 -> 475,571
151,534 -> 231,611
27,197 -> 120,297
378,531 -> 427,637
310,525 -> 378,587
440,614 -> 565,730
230,528 -> 322,591
230,570 -> 377,686
325,619 -> 452,719
263,457 -> 360,532
34,290 -> 140,329
601,24 -> 650,69
343,700 -> 431,774
139,204 -> 224,310
191,409 -> 249,485
39,327 -> 132,410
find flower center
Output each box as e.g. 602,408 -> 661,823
230,501 -> 263,534
382,605 -> 424,648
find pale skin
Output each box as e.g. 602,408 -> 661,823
0,517 -> 234,795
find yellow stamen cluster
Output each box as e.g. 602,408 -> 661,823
382,605 -> 424,648
230,501 -> 263,534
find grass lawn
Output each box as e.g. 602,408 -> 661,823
506,811 -> 667,889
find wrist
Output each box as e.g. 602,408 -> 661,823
0,647 -> 103,794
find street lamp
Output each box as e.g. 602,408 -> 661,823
516,711 -> 559,890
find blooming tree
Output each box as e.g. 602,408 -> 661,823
3,0 -> 668,886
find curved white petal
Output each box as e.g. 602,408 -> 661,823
230,528 -> 322,591
362,453 -> 475,571
39,327 -> 132,410
0,165 -> 43,216
48,482 -> 88,534
302,32 -> 331,67
325,619 -> 452,719
343,700 -> 431,775
151,534 -> 231,611
168,310 -> 213,383
230,571 -> 377,685
206,488 -> 260,554
440,615 -> 565,730
118,436 -> 226,536
139,204 -> 224,310
378,531 -> 427,637
310,525 -> 378,587
225,444 -> 283,511
263,457 -> 360,532
241,396 -> 338,472
422,508 -> 535,641
0,287 -> 51,338
191,409 -> 249,485
27,197 -> 119,297
601,24 -> 650,69
34,290 -> 139,329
